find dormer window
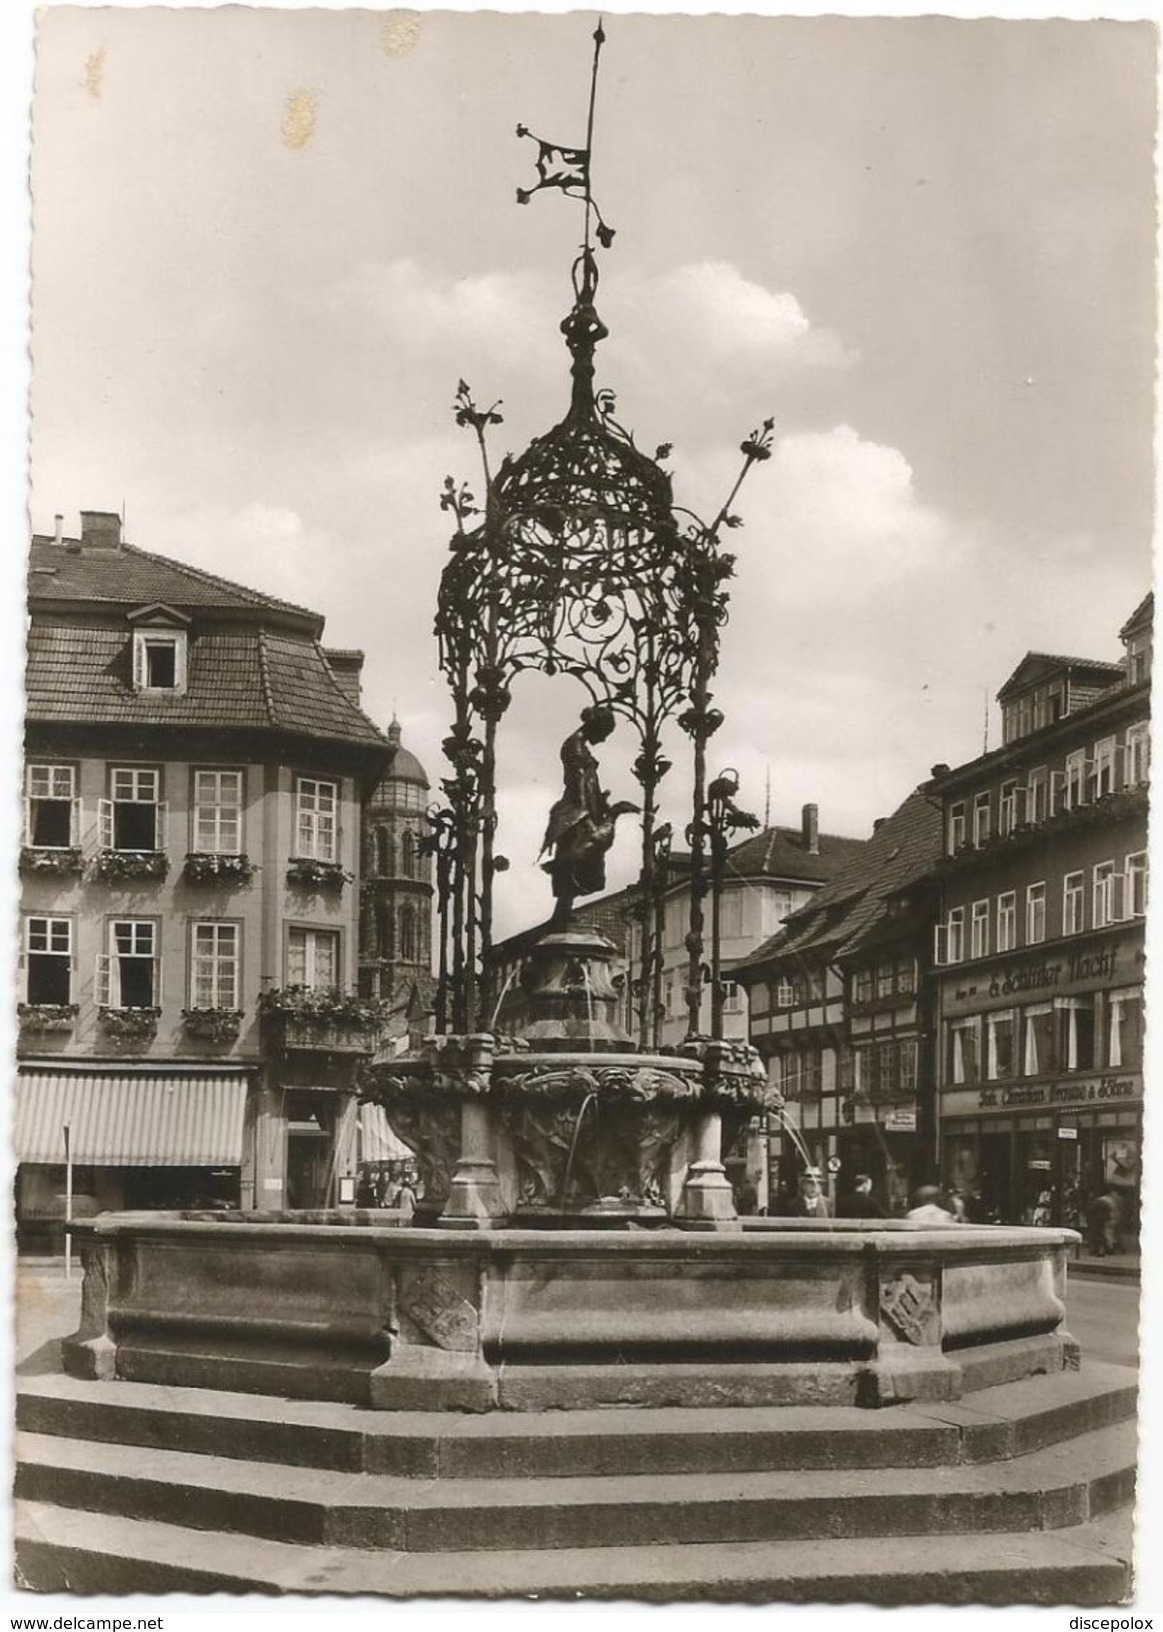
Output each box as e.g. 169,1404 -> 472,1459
128,603 -> 191,695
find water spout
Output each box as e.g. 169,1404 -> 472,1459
489,964 -> 518,1032
560,1090 -> 599,1210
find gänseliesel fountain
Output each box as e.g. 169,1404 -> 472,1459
63,25 -> 1081,1416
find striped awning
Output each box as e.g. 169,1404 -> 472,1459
359,1102 -> 413,1163
16,1068 -> 249,1166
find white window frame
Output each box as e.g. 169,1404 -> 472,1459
190,921 -> 241,1011
949,1017 -> 981,1086
1127,851 -> 1148,918
1062,871 -> 1085,936
1057,995 -> 1096,1073
986,1009 -> 1017,1081
1125,722 -> 1150,786
23,763 -> 80,848
1022,1001 -> 1055,1077
1028,767 -> 1048,823
97,918 -> 161,1009
193,769 -> 244,856
286,925 -> 340,990
1107,987 -> 1143,1070
972,792 -> 991,848
1092,861 -> 1127,929
294,777 -> 339,863
23,915 -> 74,1004
947,802 -> 967,855
103,766 -> 166,853
1093,736 -> 1117,799
970,899 -> 990,960
1064,749 -> 1088,810
1025,882 -> 1046,945
947,907 -> 965,964
775,979 -> 794,1009
999,780 -> 1017,836
133,626 -> 188,694
996,891 -> 1017,953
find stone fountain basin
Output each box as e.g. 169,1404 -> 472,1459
64,1213 -> 1080,1412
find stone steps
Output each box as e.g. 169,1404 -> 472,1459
15,1500 -> 1134,1603
16,1360 -> 1137,1479
14,1361 -> 1138,1601
15,1416 -> 1136,1554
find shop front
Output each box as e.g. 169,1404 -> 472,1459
836,1100 -> 919,1216
939,1075 -> 1142,1236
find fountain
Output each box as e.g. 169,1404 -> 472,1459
62,25 -> 1081,1420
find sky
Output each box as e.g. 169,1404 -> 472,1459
21,8 -> 1157,937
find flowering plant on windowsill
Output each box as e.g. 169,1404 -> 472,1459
19,846 -> 85,876
286,857 -> 353,890
182,1007 -> 245,1043
99,1006 -> 162,1040
16,1002 -> 80,1034
183,852 -> 257,886
92,849 -> 169,883
257,986 -> 389,1029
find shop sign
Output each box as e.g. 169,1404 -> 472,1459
1057,1126 -> 1078,1140
882,1108 -> 917,1131
960,1075 -> 1141,1114
946,942 -> 1127,1012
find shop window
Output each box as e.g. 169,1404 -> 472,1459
996,891 -> 1017,953
97,919 -> 160,1009
970,899 -> 989,960
1022,1003 -> 1055,1077
190,921 -> 240,1010
24,764 -> 78,848
294,777 -> 338,862
1062,872 -> 1085,936
192,769 -> 243,855
1025,883 -> 1046,945
286,926 -> 339,989
1057,996 -> 1096,1072
1107,989 -> 1143,1071
986,1010 -> 1017,1080
949,1017 -> 981,1086
102,767 -> 165,852
24,916 -> 73,1005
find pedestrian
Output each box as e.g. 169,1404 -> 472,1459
394,1170 -> 418,1221
791,1171 -> 833,1219
1086,1188 -> 1121,1256
837,1172 -> 886,1219
906,1185 -> 955,1225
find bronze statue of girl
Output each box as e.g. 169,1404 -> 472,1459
540,704 -> 638,924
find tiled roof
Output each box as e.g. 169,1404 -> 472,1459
25,623 -> 389,750
665,822 -> 865,890
996,651 -> 1123,701
27,537 -> 319,628
735,788 -> 941,973
1120,593 -> 1153,640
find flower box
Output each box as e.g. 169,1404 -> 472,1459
17,1002 -> 79,1035
182,1007 -> 245,1043
184,852 -> 256,886
19,846 -> 85,877
99,1006 -> 161,1041
286,857 -> 352,890
258,986 -> 388,1054
93,850 -> 169,883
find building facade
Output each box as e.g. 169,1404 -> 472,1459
16,511 -> 392,1245
931,599 -> 1150,1234
737,789 -> 942,1214
358,717 -> 434,1037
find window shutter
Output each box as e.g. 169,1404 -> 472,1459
155,801 -> 168,852
1013,785 -> 1028,825
98,797 -> 114,850
933,923 -> 948,966
22,796 -> 32,846
1049,772 -> 1065,816
1110,873 -> 1128,923
95,953 -> 112,1009
153,947 -> 163,1009
132,634 -> 145,691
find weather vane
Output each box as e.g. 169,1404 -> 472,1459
515,21 -> 615,251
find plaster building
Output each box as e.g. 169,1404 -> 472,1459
736,788 -> 942,1214
930,597 -> 1151,1235
625,805 -> 866,1049
16,511 -> 392,1246
358,717 -> 435,1036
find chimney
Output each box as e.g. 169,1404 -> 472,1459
873,817 -> 887,832
322,648 -> 365,708
802,802 -> 819,856
53,513 -> 64,546
930,763 -> 951,779
79,510 -> 122,551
